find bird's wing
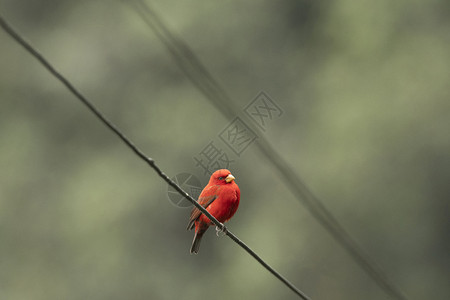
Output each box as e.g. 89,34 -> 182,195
186,194 -> 217,230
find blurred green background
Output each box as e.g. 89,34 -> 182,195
1,0 -> 449,299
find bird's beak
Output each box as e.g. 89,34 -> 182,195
225,174 -> 235,183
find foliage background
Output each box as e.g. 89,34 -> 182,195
1,1 -> 449,299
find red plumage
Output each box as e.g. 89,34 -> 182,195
187,169 -> 240,254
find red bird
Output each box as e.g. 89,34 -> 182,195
187,169 -> 240,254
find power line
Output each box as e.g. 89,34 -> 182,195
0,14 -> 311,300
126,1 -> 409,300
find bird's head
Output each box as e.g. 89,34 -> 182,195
209,169 -> 236,185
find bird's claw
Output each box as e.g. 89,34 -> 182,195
215,223 -> 227,237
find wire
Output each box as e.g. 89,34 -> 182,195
0,13 -> 311,300
126,1 -> 409,300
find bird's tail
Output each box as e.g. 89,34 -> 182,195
190,229 -> 206,254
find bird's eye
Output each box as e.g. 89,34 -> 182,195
218,177 -> 224,180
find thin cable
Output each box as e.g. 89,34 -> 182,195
126,2 -> 409,300
0,14 -> 311,300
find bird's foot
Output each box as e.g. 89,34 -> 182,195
215,223 -> 228,237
